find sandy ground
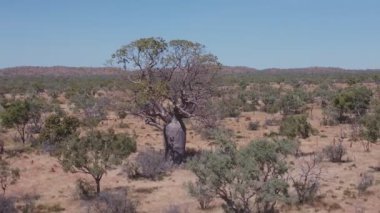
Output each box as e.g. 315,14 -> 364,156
2,104 -> 380,213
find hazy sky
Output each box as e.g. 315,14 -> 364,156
1,0 -> 379,69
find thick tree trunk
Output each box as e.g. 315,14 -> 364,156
164,115 -> 186,164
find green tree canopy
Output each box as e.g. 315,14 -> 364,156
58,130 -> 136,193
0,100 -> 36,143
333,86 -> 372,122
38,113 -> 80,152
112,37 -> 220,163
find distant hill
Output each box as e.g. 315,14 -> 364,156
261,67 -> 347,74
224,66 -> 380,74
221,66 -> 258,74
0,66 -> 123,76
0,66 -> 379,77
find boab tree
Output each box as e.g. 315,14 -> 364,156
112,37 -> 220,163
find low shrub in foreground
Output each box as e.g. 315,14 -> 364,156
187,137 -> 297,213
322,140 -> 347,163
0,196 -> 17,213
186,182 -> 214,209
125,149 -> 173,181
357,173 -> 374,195
88,190 -> 137,213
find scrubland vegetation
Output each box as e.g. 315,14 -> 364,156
0,38 -> 380,212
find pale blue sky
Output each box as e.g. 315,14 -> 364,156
1,0 -> 379,69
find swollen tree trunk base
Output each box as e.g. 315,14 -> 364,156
164,116 -> 186,164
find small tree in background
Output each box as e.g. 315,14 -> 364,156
0,160 -> 20,195
27,97 -> 48,134
68,92 -> 109,129
0,100 -> 36,144
259,85 -> 281,114
360,112 -> 380,152
82,97 -> 110,128
37,113 -> 80,153
332,86 -> 372,123
58,130 -> 136,193
280,93 -> 305,115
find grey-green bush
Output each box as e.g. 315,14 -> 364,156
357,173 -> 374,194
322,141 -> 346,163
0,196 -> 17,213
88,190 -> 136,213
125,149 -> 173,181
188,137 -> 297,213
280,93 -> 306,115
291,154 -> 322,204
186,181 -> 214,209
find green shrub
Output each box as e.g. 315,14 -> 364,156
198,126 -> 234,140
280,93 -> 306,115
117,110 -> 127,119
247,121 -> 260,131
264,118 -> 281,126
293,88 -> 312,103
219,98 -> 242,118
37,113 -> 80,152
321,106 -> 340,126
279,114 -> 314,139
332,86 -> 372,123
313,83 -> 335,106
187,137 -> 297,213
186,182 -> 214,209
35,203 -> 65,212
360,112 -> 380,151
259,87 -> 281,113
238,91 -> 258,112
